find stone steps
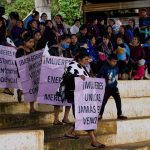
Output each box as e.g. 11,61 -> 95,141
45,138 -> 150,150
0,130 -> 44,150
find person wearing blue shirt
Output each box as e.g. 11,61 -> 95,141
97,54 -> 127,120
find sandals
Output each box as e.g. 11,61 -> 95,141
64,134 -> 79,139
62,119 -> 72,124
91,143 -> 106,148
53,121 -> 63,125
3,88 -> 14,96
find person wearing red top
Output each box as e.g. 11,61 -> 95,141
129,36 -> 145,78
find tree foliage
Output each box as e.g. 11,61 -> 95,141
0,0 -> 82,25
51,0 -> 82,25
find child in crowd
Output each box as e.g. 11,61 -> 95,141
115,36 -> 130,80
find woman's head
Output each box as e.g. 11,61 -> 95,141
79,25 -> 87,35
89,35 -> 96,45
23,33 -> 34,49
29,20 -> 37,30
34,31 -> 41,41
17,20 -> 24,28
40,13 -> 47,22
116,37 -> 123,45
119,25 -> 126,34
55,15 -> 63,24
103,35 -> 110,45
45,20 -> 53,28
32,11 -> 40,21
128,19 -> 135,28
75,50 -> 90,66
61,35 -> 71,49
132,36 -> 139,45
107,25 -> 113,34
71,34 -> 78,44
38,22 -> 45,31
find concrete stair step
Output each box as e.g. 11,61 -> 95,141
0,112 -> 55,128
0,102 -> 54,114
97,117 -> 150,146
2,120 -> 116,140
0,130 -> 44,150
45,138 -> 150,150
103,97 -> 150,119
118,80 -> 150,98
44,117 -> 150,149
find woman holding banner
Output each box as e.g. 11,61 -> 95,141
16,32 -> 37,114
62,50 -> 105,148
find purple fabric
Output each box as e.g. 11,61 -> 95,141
0,45 -> 19,89
37,55 -> 72,106
74,77 -> 106,131
16,50 -> 43,102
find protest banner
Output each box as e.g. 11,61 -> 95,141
74,77 -> 106,131
0,45 -> 18,89
37,55 -> 72,106
16,50 -> 43,102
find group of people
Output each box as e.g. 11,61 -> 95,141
0,6 -> 150,148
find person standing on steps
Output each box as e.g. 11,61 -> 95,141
97,54 -> 128,120
62,50 -> 106,148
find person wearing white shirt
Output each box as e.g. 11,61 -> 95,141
70,19 -> 80,34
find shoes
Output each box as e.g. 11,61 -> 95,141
117,115 -> 128,120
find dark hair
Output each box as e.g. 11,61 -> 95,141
106,25 -> 113,32
74,19 -> 80,24
103,35 -> 110,40
0,17 -> 6,44
32,10 -> 39,18
71,34 -> 77,38
88,35 -> 96,41
55,14 -> 64,22
79,24 -> 87,31
23,33 -> 34,42
133,36 -> 140,41
45,20 -> 53,25
41,13 -> 47,18
141,8 -> 147,12
108,53 -> 118,61
120,25 -> 126,30
109,19 -> 115,24
34,30 -> 41,36
129,18 -> 136,27
0,7 -> 5,17
38,22 -> 46,28
9,12 -> 19,20
75,49 -> 89,62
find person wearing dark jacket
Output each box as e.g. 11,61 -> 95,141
97,54 -> 127,120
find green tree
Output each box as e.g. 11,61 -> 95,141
51,0 -> 83,25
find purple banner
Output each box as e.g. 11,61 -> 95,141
75,77 -> 106,131
37,55 -> 72,106
0,45 -> 18,89
16,50 -> 43,102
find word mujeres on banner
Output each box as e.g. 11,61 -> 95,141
74,77 -> 106,131
0,45 -> 18,89
16,50 -> 43,102
37,55 -> 72,106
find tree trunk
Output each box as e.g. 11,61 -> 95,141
35,0 -> 51,19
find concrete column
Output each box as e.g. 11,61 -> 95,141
35,0 -> 51,19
